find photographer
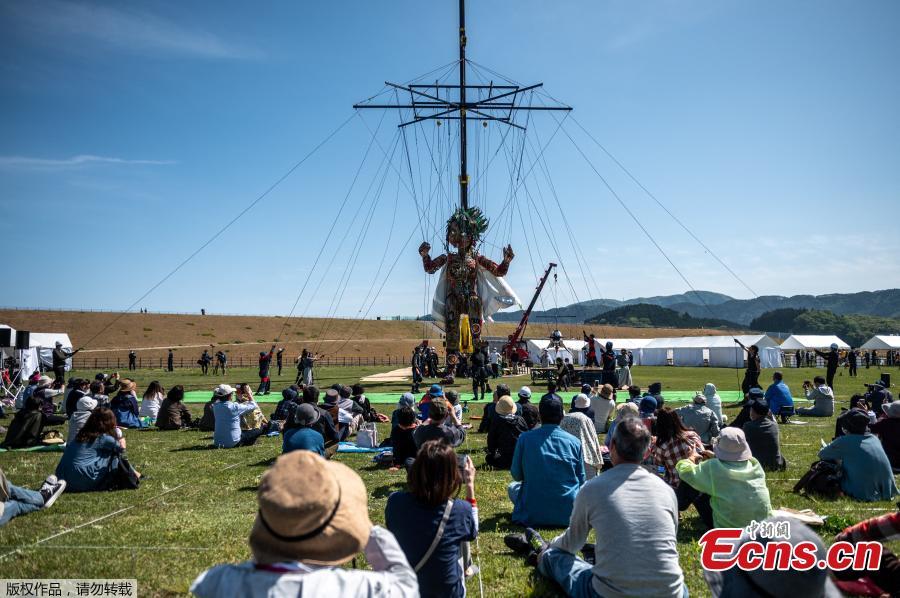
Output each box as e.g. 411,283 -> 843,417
865,380 -> 893,413
385,441 -> 478,598
797,376 -> 835,417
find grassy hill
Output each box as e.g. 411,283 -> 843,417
0,309 -> 740,364
586,303 -> 743,330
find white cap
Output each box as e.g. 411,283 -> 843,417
214,384 -> 236,397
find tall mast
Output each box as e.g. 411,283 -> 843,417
458,0 -> 468,210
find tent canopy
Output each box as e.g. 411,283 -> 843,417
642,334 -> 778,350
860,335 -> 900,350
780,335 -> 850,350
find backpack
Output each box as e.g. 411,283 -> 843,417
793,460 -> 843,499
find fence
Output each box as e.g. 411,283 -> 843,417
71,355 -> 411,370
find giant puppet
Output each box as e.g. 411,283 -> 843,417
419,207 -> 516,357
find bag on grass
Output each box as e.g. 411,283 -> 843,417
793,460 -> 842,499
110,456 -> 140,491
357,422 -> 378,449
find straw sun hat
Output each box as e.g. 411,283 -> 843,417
249,451 -> 371,566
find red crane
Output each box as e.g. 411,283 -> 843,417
502,263 -> 557,362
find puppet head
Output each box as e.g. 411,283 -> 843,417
446,207 -> 488,251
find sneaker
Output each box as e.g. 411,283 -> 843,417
40,480 -> 66,508
39,474 -> 58,493
504,533 -> 531,555
525,528 -> 549,553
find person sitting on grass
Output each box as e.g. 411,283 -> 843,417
337,385 -> 366,431
505,417 -> 686,598
64,378 -> 91,418
190,451 -> 419,598
33,376 -> 66,426
445,390 -> 463,423
763,371 -> 794,422
322,387 -> 356,441
478,384 -> 510,433
212,384 -> 264,448
604,402 -> 639,448
704,516 -> 840,597
872,402 -> 900,470
390,406 -> 419,469
1,396 -> 45,449
797,375 -> 835,417
413,399 -> 465,449
509,395 -> 585,528
298,385 -> 339,445
648,381 -> 665,409
419,384 -> 444,421
385,441 -> 478,598
351,384 -> 387,423
392,393 -> 416,426
486,395 -> 528,470
66,394 -> 98,443
282,404 -> 325,457
819,410 -> 898,501
110,379 -> 144,428
741,400 -> 785,470
626,384 -> 642,405
236,384 -> 270,435
139,380 -> 165,421
676,427 -> 772,530
89,380 -> 110,409
155,385 -> 194,430
730,387 -> 764,429
639,395 -> 657,425
560,410 -> 603,480
0,468 -> 66,527
569,393 -> 595,422
198,393 -> 217,432
702,383 -> 727,424
590,384 -> 616,433
831,510 -> 900,596
272,386 -> 303,424
651,408 -> 704,488
834,396 -> 875,439
56,407 -> 140,492
517,386 -> 540,430
676,392 -> 720,444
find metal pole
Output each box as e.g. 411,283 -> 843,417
458,0 -> 468,210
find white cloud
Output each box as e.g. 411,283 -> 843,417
3,0 -> 261,60
0,154 -> 176,170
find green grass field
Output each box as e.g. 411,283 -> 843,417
1,364 -> 898,597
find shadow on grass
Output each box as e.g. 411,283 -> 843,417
249,457 -> 277,468
371,482 -> 405,499
237,485 -> 259,492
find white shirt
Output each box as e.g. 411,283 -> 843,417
489,350 -> 501,364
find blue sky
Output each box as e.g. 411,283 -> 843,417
1,0 -> 898,318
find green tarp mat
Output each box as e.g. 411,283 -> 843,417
182,389 -> 746,405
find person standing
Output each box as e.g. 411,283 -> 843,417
411,346 -> 424,394
128,350 -> 137,371
600,342 -> 616,386
276,347 -> 285,377
795,350 -> 802,369
848,347 -> 858,377
257,346 -> 275,395
214,350 -> 227,375
734,339 -> 762,393
51,342 -> 80,387
199,350 -> 212,375
865,350 -> 871,369
582,331 -> 599,367
489,346 -> 501,379
167,349 -> 174,372
470,345 -> 489,401
815,343 -> 841,390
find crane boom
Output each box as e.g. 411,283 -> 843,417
503,262 -> 556,360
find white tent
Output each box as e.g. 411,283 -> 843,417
641,334 -> 782,368
780,335 -> 850,350
525,339 -> 579,366
860,335 -> 900,351
29,332 -> 74,371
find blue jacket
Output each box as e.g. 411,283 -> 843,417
212,400 -> 258,448
764,381 -> 794,415
111,392 -> 143,428
819,434 -> 898,502
55,434 -> 123,492
510,424 -> 585,527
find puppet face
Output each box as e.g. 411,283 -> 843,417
447,221 -> 473,251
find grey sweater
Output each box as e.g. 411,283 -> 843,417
550,463 -> 685,598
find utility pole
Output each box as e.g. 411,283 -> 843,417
458,0 -> 468,210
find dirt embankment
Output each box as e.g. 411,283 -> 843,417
0,309 -> 741,363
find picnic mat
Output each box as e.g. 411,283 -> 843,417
0,444 -> 67,453
182,389 -> 746,404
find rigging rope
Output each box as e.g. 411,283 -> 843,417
77,110 -> 359,351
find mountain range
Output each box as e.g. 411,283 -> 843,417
492,288 -> 900,327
